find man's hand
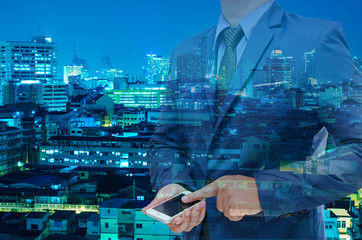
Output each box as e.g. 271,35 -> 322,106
182,175 -> 262,221
142,183 -> 206,234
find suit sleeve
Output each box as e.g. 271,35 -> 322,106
254,22 -> 362,221
147,50 -> 197,193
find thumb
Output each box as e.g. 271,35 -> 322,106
142,197 -> 162,215
182,182 -> 218,203
142,185 -> 182,215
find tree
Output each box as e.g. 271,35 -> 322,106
96,172 -> 130,193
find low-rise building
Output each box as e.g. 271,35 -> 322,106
40,135 -> 149,168
329,208 -> 354,240
117,110 -> 145,127
49,210 -> 76,235
324,209 -> 339,240
86,213 -> 100,236
134,202 -> 181,240
26,212 -> 49,231
106,88 -> 167,109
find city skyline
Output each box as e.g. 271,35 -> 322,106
0,0 -> 361,75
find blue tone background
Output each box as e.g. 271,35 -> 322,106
0,0 -> 360,74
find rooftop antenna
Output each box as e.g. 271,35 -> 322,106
73,41 -> 76,58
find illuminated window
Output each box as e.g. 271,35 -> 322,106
54,220 -> 62,227
137,196 -> 145,201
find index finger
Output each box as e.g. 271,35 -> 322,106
182,181 -> 218,203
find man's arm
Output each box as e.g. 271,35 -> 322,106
254,21 -> 362,221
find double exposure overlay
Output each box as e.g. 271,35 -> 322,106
0,0 -> 360,239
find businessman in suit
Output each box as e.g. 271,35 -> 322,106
143,0 -> 362,239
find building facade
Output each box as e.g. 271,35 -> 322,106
40,135 -> 149,168
0,36 -> 57,84
0,121 -> 22,175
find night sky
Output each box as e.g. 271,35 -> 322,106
1,0 -> 361,76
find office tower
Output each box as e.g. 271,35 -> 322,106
176,52 -> 206,81
145,53 -> 169,84
263,49 -> 296,89
304,49 -> 315,79
353,56 -> 362,71
127,74 -> 146,84
38,83 -> 68,112
319,86 -> 344,109
0,36 -> 57,84
72,54 -> 89,70
63,65 -> 83,84
0,122 -> 22,175
102,56 -> 113,70
106,87 -> 167,109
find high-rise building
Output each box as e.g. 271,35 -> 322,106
63,65 -> 83,84
263,49 -> 296,89
0,36 -> 57,84
101,56 -> 113,70
145,54 -> 169,84
304,49 -> 315,79
106,87 -> 167,109
176,52 -> 206,81
38,83 -> 68,112
127,73 -> 146,84
0,121 -> 22,175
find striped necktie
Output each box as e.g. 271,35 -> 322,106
216,26 -> 244,115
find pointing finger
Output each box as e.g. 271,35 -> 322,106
182,182 -> 218,203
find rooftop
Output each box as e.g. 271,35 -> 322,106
49,211 -> 75,220
329,208 -> 351,217
86,213 -> 100,222
100,198 -> 132,209
48,135 -> 150,142
26,212 -> 48,219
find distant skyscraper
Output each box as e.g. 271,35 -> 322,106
263,49 -> 296,89
0,36 -> 57,84
102,56 -> 113,70
176,53 -> 206,81
304,49 -> 316,79
145,53 -> 169,84
63,65 -> 83,84
72,54 -> 89,70
353,56 -> 362,71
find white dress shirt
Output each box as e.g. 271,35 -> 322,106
214,0 -> 275,73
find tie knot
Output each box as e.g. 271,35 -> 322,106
223,26 -> 244,48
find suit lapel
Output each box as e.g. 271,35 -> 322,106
213,21 -> 274,132
202,28 -> 218,126
212,2 -> 285,135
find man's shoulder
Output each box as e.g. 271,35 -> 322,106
282,10 -> 343,35
172,26 -> 216,55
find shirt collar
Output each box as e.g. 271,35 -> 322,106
213,0 -> 275,49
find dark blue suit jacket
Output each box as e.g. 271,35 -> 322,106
148,2 -> 362,239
